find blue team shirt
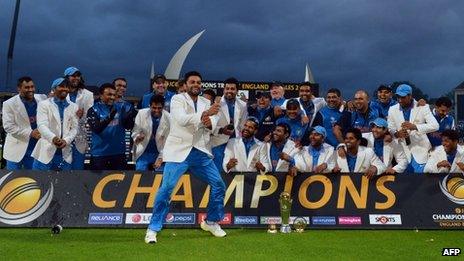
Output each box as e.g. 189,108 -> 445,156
447,149 -> 457,165
373,139 -> 384,162
308,145 -> 322,170
21,97 -> 38,152
371,99 -> 397,118
270,143 -> 285,172
90,101 -> 126,156
144,115 -> 161,155
300,99 -> 315,118
141,90 -> 175,111
351,107 -> 379,134
242,137 -> 256,157
271,97 -> 286,107
319,106 -> 343,147
428,111 -> 455,147
346,153 -> 357,172
276,115 -> 308,143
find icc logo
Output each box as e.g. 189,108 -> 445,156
439,174 -> 464,205
0,172 -> 53,225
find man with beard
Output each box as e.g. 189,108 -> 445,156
427,97 -> 455,148
371,85 -> 397,119
132,94 -> 170,171
334,90 -> 379,145
387,84 -> 439,173
145,71 -> 226,244
292,126 -> 335,174
424,129 -> 464,173
87,83 -> 135,170
32,78 -> 78,170
140,74 -> 175,111
223,117 -> 270,173
64,67 -> 94,170
2,76 -> 46,169
113,77 -> 137,129
366,118 -> 408,174
262,123 -> 298,173
314,88 -> 345,147
270,81 -> 286,107
247,91 -> 282,141
333,128 -> 386,179
211,77 -> 248,171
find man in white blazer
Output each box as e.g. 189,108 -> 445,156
293,126 -> 335,173
387,84 -> 439,173
263,123 -> 298,173
132,94 -> 170,171
333,128 -> 386,179
64,66 -> 94,170
146,71 -> 226,244
2,76 -> 46,169
211,77 -> 248,171
223,117 -> 269,173
424,129 -> 464,173
366,118 -> 408,174
31,78 -> 79,170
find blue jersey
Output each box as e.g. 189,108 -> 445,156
371,99 -> 397,118
140,90 -> 175,111
337,105 -> 379,135
427,111 -> 455,147
276,115 -> 309,143
318,106 -> 344,147
88,101 -> 127,157
21,97 -> 38,152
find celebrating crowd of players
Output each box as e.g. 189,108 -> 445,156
2,66 -> 462,176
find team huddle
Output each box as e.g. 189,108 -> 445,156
1,67 -> 462,243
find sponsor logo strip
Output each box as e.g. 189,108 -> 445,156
369,214 -> 402,225
198,213 -> 232,225
312,216 -> 336,225
234,216 -> 258,225
88,213 -> 123,225
338,216 -> 362,225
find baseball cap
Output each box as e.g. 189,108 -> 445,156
377,84 -> 392,92
64,67 -> 80,76
247,116 -> 260,126
370,118 -> 388,128
270,81 -> 283,88
256,91 -> 271,99
312,126 -> 327,137
395,84 -> 412,97
51,78 -> 66,89
153,74 -> 166,82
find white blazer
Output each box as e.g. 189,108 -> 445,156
211,96 -> 248,147
222,137 -> 267,173
31,98 -> 79,164
424,145 -> 464,173
365,135 -> 408,173
262,139 -> 297,172
162,93 -> 219,162
387,101 -> 439,164
336,146 -> 387,175
132,109 -> 170,161
67,88 -> 94,154
2,94 -> 47,162
294,143 -> 335,173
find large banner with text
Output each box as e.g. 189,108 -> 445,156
0,170 -> 463,229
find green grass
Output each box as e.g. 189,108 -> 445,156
0,228 -> 462,260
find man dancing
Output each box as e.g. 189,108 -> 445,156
145,71 -> 226,243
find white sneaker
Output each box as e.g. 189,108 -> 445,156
200,221 -> 227,237
145,229 -> 157,244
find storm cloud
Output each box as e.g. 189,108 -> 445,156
0,0 -> 463,97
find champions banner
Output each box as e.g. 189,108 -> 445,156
0,170 -> 463,229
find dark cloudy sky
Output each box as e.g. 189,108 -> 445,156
1,0 -> 463,98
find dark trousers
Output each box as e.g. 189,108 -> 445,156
90,154 -> 127,170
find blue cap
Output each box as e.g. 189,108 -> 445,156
370,118 -> 388,128
312,126 -> 327,137
51,78 -> 66,89
64,66 -> 80,76
395,84 -> 412,97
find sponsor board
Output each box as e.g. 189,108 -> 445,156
290,216 -> 310,225
369,214 -> 402,225
165,213 -> 196,225
312,216 -> 336,225
260,216 -> 281,225
198,213 -> 231,225
234,216 -> 258,225
125,213 -> 152,224
432,210 -> 464,227
88,213 -> 123,225
338,216 -> 362,225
